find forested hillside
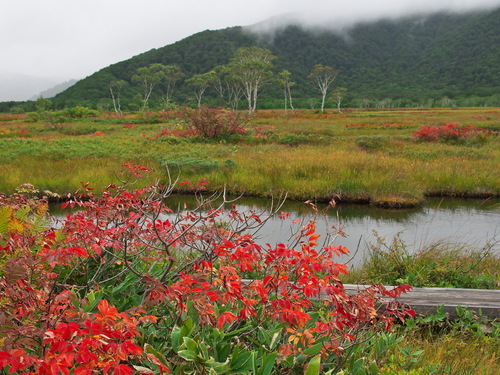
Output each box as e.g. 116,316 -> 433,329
11,8 -> 500,110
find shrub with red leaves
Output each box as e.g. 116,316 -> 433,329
412,123 -> 493,144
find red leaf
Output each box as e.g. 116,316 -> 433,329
217,311 -> 237,329
113,364 -> 134,375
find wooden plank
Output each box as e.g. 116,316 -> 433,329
241,279 -> 500,318
343,284 -> 500,318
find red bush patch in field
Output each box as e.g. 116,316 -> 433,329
412,123 -> 493,143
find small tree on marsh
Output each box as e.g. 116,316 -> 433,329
109,80 -> 128,115
160,64 -> 184,105
331,87 -> 348,113
309,64 -> 340,113
228,46 -> 276,114
186,71 -> 218,108
132,64 -> 165,111
213,65 -> 243,111
277,70 -> 295,113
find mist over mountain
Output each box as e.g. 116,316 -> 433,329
3,6 -> 499,110
30,80 -> 78,100
0,73 -> 74,102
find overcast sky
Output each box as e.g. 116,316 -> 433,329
1,0 -> 499,100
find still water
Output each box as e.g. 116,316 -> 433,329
160,195 -> 499,268
52,196 -> 499,268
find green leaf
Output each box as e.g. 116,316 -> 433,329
183,336 -> 199,354
229,349 -> 253,373
181,317 -> 194,337
368,361 -> 380,375
206,359 -> 230,374
303,342 -> 323,356
171,327 -> 181,353
83,289 -> 104,312
178,349 -> 198,361
350,358 -> 365,375
14,205 -> 30,221
172,318 -> 194,353
198,340 -> 210,360
304,354 -> 321,375
260,352 -> 278,375
214,343 -> 231,363
269,331 -> 282,350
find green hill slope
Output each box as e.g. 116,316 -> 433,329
52,8 -> 500,109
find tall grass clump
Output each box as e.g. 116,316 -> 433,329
366,307 -> 500,374
346,232 -> 499,289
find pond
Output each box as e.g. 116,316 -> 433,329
162,195 -> 499,268
51,195 -> 499,269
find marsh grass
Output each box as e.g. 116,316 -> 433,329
344,233 -> 499,289
0,157 -> 158,195
387,305 -> 500,374
377,329 -> 500,374
0,108 -> 498,204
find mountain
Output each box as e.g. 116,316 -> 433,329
48,7 -> 500,109
30,79 -> 78,100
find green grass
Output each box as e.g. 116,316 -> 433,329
0,108 -> 498,205
343,234 -> 500,289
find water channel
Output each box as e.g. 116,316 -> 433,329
52,196 -> 499,269
163,195 -> 499,268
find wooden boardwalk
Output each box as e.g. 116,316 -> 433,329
241,279 -> 499,318
344,284 -> 500,318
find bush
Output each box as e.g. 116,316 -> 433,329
61,106 -> 97,119
57,124 -> 100,136
133,110 -> 166,124
412,123 -> 494,145
0,173 -> 415,374
187,106 -> 247,139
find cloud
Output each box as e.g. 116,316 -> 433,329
248,0 -> 500,34
0,0 -> 499,101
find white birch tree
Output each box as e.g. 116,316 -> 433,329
309,64 -> 340,113
132,64 -> 165,110
277,70 -> 295,113
109,80 -> 128,115
228,47 -> 276,114
186,71 -> 217,107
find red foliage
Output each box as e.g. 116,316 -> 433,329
186,106 -> 247,139
0,175 -> 416,373
412,123 -> 492,143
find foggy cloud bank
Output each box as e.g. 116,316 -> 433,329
248,0 -> 500,34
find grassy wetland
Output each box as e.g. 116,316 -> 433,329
1,107 -> 499,374
0,107 -> 498,207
